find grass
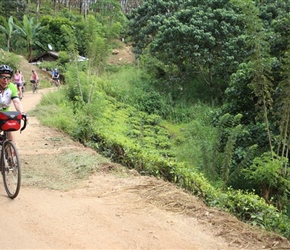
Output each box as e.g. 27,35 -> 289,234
22,149 -> 109,191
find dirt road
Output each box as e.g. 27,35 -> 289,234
0,87 -> 288,250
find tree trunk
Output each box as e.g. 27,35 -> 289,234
260,183 -> 271,204
36,0 -> 40,21
83,0 -> 88,18
53,0 -> 57,15
79,0 -> 82,14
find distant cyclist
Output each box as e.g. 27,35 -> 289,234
52,68 -> 60,87
30,70 -> 39,93
20,71 -> 25,97
13,69 -> 23,99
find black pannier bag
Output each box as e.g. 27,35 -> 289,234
0,111 -> 22,131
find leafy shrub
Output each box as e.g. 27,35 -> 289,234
0,51 -> 20,70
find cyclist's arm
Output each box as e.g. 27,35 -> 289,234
12,98 -> 24,113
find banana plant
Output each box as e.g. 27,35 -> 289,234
13,15 -> 44,60
0,16 -> 16,52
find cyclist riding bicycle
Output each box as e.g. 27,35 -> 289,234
30,69 -> 39,93
52,68 -> 60,87
13,69 -> 23,99
0,65 -> 26,144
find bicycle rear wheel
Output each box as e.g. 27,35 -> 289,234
2,140 -> 21,199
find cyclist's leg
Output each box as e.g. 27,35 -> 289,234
17,84 -> 23,99
7,132 -> 16,145
53,77 -> 58,87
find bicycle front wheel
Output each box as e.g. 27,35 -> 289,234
33,84 -> 36,93
2,140 -> 21,199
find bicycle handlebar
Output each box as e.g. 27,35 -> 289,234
20,113 -> 28,133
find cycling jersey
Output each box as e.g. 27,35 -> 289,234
14,74 -> 21,83
52,70 -> 59,79
0,83 -> 19,111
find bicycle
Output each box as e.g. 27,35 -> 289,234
52,78 -> 60,88
0,111 -> 27,199
21,82 -> 26,98
30,80 -> 38,94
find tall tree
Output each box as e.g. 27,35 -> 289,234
13,15 -> 44,59
127,0 -> 247,105
232,0 -> 275,156
276,49 -> 290,172
38,15 -> 76,52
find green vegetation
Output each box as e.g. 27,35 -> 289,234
35,72 -> 290,238
1,0 -> 290,240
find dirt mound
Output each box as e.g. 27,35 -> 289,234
108,41 -> 135,65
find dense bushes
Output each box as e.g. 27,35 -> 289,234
36,82 -> 290,239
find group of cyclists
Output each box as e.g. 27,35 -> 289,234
0,64 -> 62,199
12,69 -> 39,97
0,66 -> 60,131
0,65 -> 60,102
11,67 -> 60,98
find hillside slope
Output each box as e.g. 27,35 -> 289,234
8,49 -> 290,250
